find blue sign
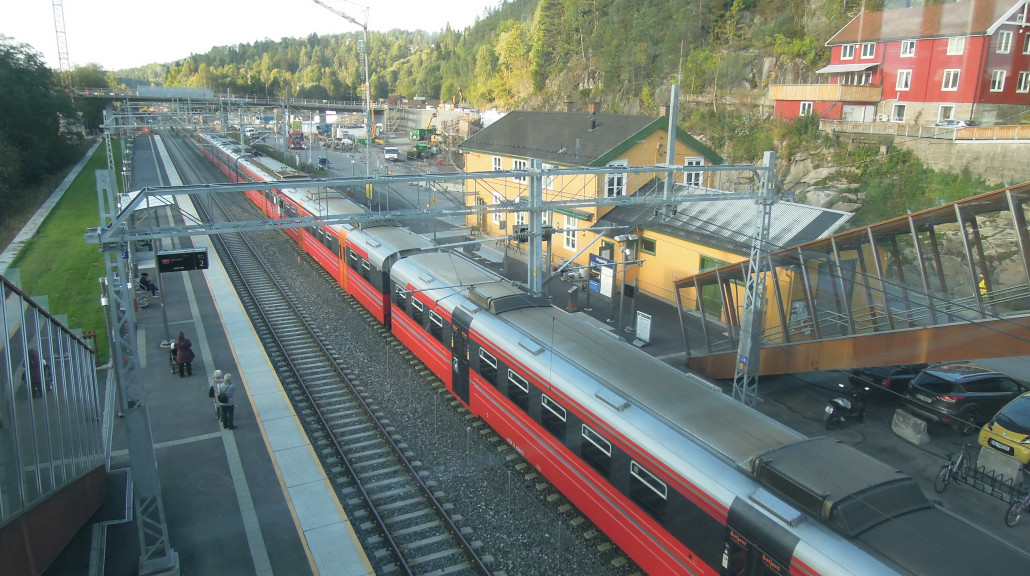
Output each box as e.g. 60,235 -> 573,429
588,254 -> 614,293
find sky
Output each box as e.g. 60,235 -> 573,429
3,0 -> 500,71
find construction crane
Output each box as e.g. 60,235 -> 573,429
310,0 -> 373,177
51,0 -> 73,97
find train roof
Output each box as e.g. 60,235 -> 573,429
499,305 -> 804,465
278,187 -> 367,231
855,506 -> 1030,576
250,155 -> 306,180
750,437 -> 929,536
349,226 -> 436,268
395,252 -> 546,311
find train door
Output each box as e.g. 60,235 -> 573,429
722,529 -> 788,576
451,308 -> 473,405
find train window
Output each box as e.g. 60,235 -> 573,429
541,394 -> 567,438
629,461 -> 668,523
508,370 -> 530,411
393,285 -> 407,308
361,260 -> 371,281
478,348 -> 497,385
429,311 -> 444,342
412,298 -> 425,325
581,425 -> 612,478
348,251 -> 360,271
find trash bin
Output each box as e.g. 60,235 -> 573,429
567,285 -> 579,311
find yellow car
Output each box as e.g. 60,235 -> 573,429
979,391 -> 1030,464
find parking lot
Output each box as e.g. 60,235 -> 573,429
752,362 -> 1030,550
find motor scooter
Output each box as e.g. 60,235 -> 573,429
823,381 -> 869,430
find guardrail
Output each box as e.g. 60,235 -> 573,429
820,120 -> 1030,141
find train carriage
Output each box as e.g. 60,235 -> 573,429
192,130 -> 1030,576
344,226 -> 435,327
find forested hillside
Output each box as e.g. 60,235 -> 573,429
121,0 -> 872,113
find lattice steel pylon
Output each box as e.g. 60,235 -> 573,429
51,0 -> 74,95
95,164 -> 179,575
731,151 -> 778,406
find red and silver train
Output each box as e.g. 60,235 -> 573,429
197,132 -> 1029,576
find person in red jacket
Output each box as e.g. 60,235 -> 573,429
174,331 -> 195,378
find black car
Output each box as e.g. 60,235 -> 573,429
849,364 -> 928,398
905,363 -> 1026,435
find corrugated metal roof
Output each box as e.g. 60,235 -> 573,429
600,188 -> 852,255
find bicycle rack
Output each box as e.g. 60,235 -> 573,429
946,448 -> 1028,504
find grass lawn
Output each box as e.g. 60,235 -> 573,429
10,141 -> 123,363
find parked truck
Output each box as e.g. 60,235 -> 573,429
384,146 -> 400,161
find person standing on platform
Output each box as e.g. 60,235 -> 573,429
175,331 -> 195,378
217,373 -> 237,430
209,369 -> 224,420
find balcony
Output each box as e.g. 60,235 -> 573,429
769,84 -> 882,103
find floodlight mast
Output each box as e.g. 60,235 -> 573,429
310,0 -> 373,181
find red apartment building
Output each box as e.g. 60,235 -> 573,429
770,0 -> 1030,126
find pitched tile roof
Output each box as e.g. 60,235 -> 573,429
827,0 -> 1019,44
458,110 -> 722,167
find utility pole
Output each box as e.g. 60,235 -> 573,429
731,151 -> 778,406
310,0 -> 372,181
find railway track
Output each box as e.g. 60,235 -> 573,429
164,133 -> 493,576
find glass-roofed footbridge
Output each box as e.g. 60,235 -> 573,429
677,182 -> 1030,379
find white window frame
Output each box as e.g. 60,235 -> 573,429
542,163 -> 556,190
514,209 -> 527,226
1017,71 -> 1030,93
582,425 -> 611,457
508,370 -> 529,397
947,37 -> 965,55
492,192 -> 503,224
630,461 -> 668,500
605,159 -> 628,197
799,101 -> 813,116
860,43 -> 875,59
997,30 -> 1013,54
563,215 -> 578,250
541,211 -> 551,226
891,103 -> 907,123
683,156 -> 704,186
896,70 -> 912,91
942,69 -> 960,91
1024,34 -> 1030,55
512,158 -> 527,182
938,105 -> 955,122
990,69 -> 1006,92
841,44 -> 855,60
900,40 -> 916,57
492,156 -> 502,171
542,394 -> 567,422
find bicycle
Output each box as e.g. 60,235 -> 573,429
934,443 -> 974,493
1005,489 -> 1030,527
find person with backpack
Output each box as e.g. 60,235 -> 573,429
216,373 -> 237,430
174,331 -> 195,378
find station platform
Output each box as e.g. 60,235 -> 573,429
44,136 -> 373,576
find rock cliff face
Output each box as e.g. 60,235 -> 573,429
781,144 -> 1029,308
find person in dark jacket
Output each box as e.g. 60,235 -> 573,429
27,349 -> 45,398
216,373 -> 237,430
174,331 -> 195,377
